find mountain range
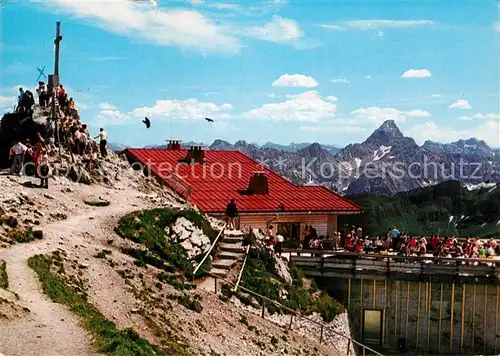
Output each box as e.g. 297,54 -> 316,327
339,180 -> 500,238
109,120 -> 500,196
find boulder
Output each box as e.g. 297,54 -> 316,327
69,166 -> 92,185
3,216 -> 18,228
274,256 -> 292,285
0,111 -> 47,169
168,217 -> 211,260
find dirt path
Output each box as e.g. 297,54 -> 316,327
0,186 -> 150,356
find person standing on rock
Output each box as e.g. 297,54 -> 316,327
225,199 -> 238,230
9,141 -> 28,176
94,128 -> 108,158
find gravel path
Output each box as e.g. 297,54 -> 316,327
0,177 -> 151,356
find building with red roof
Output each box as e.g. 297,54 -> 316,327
124,142 -> 362,242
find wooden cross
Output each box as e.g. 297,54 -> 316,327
36,66 -> 47,83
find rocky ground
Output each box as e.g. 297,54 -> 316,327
0,152 -> 343,356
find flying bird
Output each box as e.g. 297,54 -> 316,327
142,117 -> 151,129
205,117 -> 214,123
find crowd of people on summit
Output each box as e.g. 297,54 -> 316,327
9,83 -> 109,188
223,200 -> 498,261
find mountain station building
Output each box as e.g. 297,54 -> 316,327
124,142 -> 362,244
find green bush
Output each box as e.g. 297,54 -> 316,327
240,256 -> 343,322
8,228 -> 43,243
157,273 -> 195,291
0,260 -> 8,289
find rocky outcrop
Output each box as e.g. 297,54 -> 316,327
274,257 -> 292,285
166,217 -> 210,260
0,111 -> 48,168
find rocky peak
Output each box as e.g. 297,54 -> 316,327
299,142 -> 327,157
366,120 -> 404,143
209,139 -> 233,150
234,140 -> 249,149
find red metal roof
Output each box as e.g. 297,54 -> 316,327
125,148 -> 362,214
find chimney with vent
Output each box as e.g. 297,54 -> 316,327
247,172 -> 269,195
167,140 -> 182,150
181,145 -> 205,164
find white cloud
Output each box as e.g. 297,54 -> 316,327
94,97 -> 233,126
98,102 -> 117,110
319,24 -> 343,30
365,75 -> 372,80
246,16 -> 302,44
494,21 -> 500,32
271,74 -> 318,88
75,101 -> 89,111
459,113 -> 500,121
406,121 -> 500,148
351,106 -> 430,125
244,91 -> 336,122
347,20 -> 435,30
401,69 -> 432,78
0,96 -> 16,112
267,93 -> 279,98
472,113 -> 500,120
331,78 -> 350,84
405,109 -> 431,117
430,94 -> 441,98
325,96 -> 338,102
42,0 -> 241,54
448,99 -> 472,110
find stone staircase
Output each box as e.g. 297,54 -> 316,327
210,230 -> 246,278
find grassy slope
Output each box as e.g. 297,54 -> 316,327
114,208 -> 216,277
235,249 -> 344,323
28,253 -> 166,356
340,180 -> 500,237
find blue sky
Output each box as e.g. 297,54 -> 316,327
1,0 -> 499,148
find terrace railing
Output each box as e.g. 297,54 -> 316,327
282,249 -> 500,278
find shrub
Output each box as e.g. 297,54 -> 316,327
0,260 -> 8,289
8,228 -> 43,243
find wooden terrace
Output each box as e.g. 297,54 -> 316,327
282,249 -> 500,281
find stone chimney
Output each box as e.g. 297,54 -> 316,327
167,140 -> 182,150
246,172 -> 269,195
181,145 -> 205,164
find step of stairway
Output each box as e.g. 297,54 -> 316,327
210,268 -> 228,278
223,230 -> 246,237
212,259 -> 238,270
219,243 -> 245,253
222,236 -> 245,244
218,251 -> 243,260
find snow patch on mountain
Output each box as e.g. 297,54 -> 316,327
464,182 -> 497,191
372,145 -> 392,161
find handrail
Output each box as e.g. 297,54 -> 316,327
283,249 -> 500,265
232,245 -> 250,292
193,227 -> 225,276
206,270 -> 384,356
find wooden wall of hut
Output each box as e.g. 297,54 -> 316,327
317,277 -> 499,355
